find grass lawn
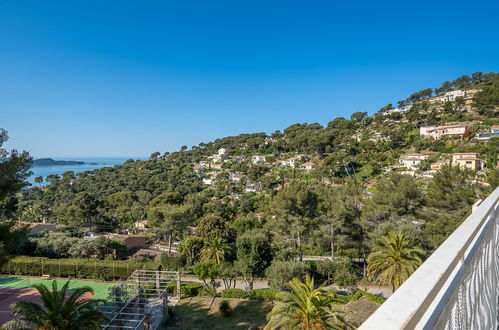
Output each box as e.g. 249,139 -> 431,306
0,276 -> 115,300
164,296 -> 272,330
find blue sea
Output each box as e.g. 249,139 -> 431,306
28,157 -> 146,185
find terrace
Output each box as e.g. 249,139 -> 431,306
361,187 -> 499,329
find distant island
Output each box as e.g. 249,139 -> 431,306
32,158 -> 85,166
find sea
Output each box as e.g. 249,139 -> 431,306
28,157 -> 146,186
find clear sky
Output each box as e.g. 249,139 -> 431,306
1,0 -> 498,158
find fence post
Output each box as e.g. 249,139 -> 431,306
41,259 -> 44,275
112,263 -> 115,279
176,271 -> 181,299
59,260 -> 61,277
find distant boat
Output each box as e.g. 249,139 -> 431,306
32,158 -> 85,166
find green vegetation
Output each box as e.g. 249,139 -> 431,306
2,256 -> 157,280
165,296 -> 272,330
265,275 -> 353,330
367,232 -> 425,291
0,72 -> 497,317
3,280 -> 107,330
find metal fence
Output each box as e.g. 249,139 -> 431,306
101,269 -> 180,330
361,187 -> 499,330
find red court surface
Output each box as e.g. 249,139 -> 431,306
0,287 -> 93,325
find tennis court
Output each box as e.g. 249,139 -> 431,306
0,277 -> 115,325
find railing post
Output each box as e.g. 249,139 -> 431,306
176,271 -> 181,298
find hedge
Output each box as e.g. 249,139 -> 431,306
221,288 -> 278,301
167,282 -> 203,296
221,288 -> 247,299
1,256 -> 159,281
350,289 -> 386,304
249,288 -> 277,302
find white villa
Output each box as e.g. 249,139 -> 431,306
301,162 -> 318,170
251,155 -> 266,164
381,104 -> 412,115
399,154 -> 427,170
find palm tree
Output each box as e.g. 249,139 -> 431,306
265,275 -> 354,330
200,237 -> 230,265
4,280 -> 108,329
367,231 -> 425,292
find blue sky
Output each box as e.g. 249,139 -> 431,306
1,0 -> 498,158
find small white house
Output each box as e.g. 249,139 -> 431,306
202,178 -> 213,185
251,155 -> 266,164
230,173 -> 245,183
443,90 -> 466,102
301,162 -> 318,170
399,154 -> 427,170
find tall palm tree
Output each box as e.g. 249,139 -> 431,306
265,275 -> 354,330
4,280 -> 108,330
200,237 -> 230,265
367,231 -> 425,292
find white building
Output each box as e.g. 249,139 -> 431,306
382,104 -> 412,115
301,162 -> 318,170
251,155 -> 266,164
202,178 -> 213,185
399,154 -> 427,170
443,90 -> 466,102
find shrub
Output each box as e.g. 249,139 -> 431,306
167,282 -> 203,296
265,260 -> 308,290
218,299 -> 232,317
249,289 -> 277,302
221,288 -> 247,299
351,290 -> 386,304
198,287 -> 217,297
160,253 -> 187,271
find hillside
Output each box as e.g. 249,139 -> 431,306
7,72 -> 499,265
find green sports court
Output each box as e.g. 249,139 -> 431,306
0,276 -> 115,300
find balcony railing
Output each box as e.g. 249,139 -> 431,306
361,187 -> 499,330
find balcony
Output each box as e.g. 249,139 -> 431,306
361,187 -> 499,330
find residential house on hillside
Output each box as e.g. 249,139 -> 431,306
381,104 -> 412,115
420,124 -> 470,140
105,234 -> 147,251
452,153 -> 483,171
429,90 -> 467,103
210,149 -> 227,163
301,162 -> 318,170
16,221 -> 57,236
443,90 -> 466,102
477,126 -> 499,140
245,182 -> 263,192
209,163 -> 223,170
230,173 -> 245,183
193,165 -> 204,175
251,155 -> 266,164
430,160 -> 448,170
399,154 -> 427,170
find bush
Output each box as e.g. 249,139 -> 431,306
1,256 -> 158,280
221,288 -> 247,299
351,290 -> 386,304
219,299 -> 232,317
160,253 -> 187,271
249,289 -> 277,302
265,260 -> 308,290
167,282 -> 203,296
198,287 -> 217,297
